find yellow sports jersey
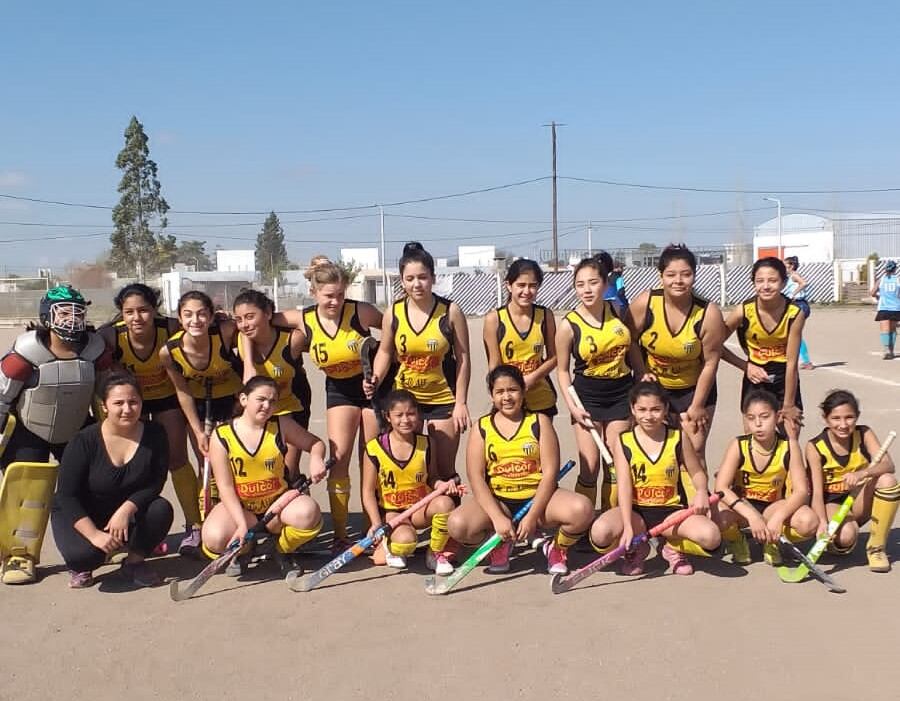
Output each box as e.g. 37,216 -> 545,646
365,434 -> 431,510
738,297 -> 802,366
236,326 -> 303,415
479,412 -> 542,500
639,290 -> 707,390
811,427 -> 872,495
303,301 -> 368,380
736,435 -> 790,503
566,304 -> 631,380
112,318 -> 176,401
166,325 -> 242,399
215,418 -> 288,513
620,427 -> 684,507
495,305 -> 556,412
392,296 -> 456,405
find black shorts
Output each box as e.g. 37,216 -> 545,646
665,382 -> 718,415
572,374 -> 632,423
741,363 -> 803,411
746,498 -> 776,514
290,410 -> 310,431
633,504 -> 686,530
875,310 -> 900,322
325,375 -> 369,410
496,495 -> 533,518
420,402 -> 455,422
825,491 -> 850,505
142,394 -> 180,417
534,405 -> 559,418
195,395 -> 236,424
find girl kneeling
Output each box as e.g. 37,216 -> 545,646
589,381 -> 720,576
715,389 -> 818,566
448,365 -> 593,575
201,377 -> 328,576
362,390 -> 461,573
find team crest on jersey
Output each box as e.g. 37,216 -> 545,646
426,338 -> 439,352
682,341 -> 696,354
271,365 -> 284,378
666,466 -> 676,479
532,343 -> 544,355
264,458 -> 276,472
523,442 -> 537,456
347,339 -> 360,353
613,324 -> 626,336
415,471 -> 425,483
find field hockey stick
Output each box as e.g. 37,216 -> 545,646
200,378 -> 214,520
359,336 -> 385,434
551,492 -> 721,594
287,475 -> 462,592
170,473 -> 313,602
566,386 -> 614,464
424,460 -> 575,596
0,414 -> 16,461
778,430 -> 895,584
776,536 -> 845,593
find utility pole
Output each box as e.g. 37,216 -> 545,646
379,205 -> 388,304
543,121 -> 565,270
587,220 -> 593,257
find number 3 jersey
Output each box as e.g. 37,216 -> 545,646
620,426 -> 686,507
365,433 -> 431,510
391,296 -> 456,405
565,303 -> 631,380
215,418 -> 288,514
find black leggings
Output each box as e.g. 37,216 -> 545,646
1,420 -> 68,471
50,497 -> 174,572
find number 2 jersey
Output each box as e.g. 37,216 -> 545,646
391,296 -> 456,406
479,411 -> 542,501
620,427 -> 686,507
809,426 -> 872,496
365,433 -> 431,511
638,290 -> 708,390
494,304 -> 556,413
215,418 -> 288,514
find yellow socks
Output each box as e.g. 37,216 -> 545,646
327,478 -> 351,541
868,484 -> 900,553
430,512 -> 450,552
554,528 -> 580,551
667,536 -> 712,558
388,539 -> 417,557
576,478 -> 598,509
171,463 -> 202,526
600,465 -> 618,510
277,519 -> 323,554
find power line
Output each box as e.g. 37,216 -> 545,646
560,176 -> 900,195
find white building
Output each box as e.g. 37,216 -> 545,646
216,249 -> 255,273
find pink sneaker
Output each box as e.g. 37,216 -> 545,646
542,540 -> 569,575
662,543 -> 694,575
487,540 -> 513,573
152,541 -> 169,556
619,540 -> 650,576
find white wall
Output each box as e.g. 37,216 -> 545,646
458,245 -> 496,268
216,249 -> 255,272
340,247 -> 379,270
753,231 -> 834,262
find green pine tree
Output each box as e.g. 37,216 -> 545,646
110,116 -> 170,280
256,211 -> 290,281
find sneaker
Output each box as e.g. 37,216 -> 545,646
662,543 -> 694,575
884,351 -> 895,360
119,560 -> 162,588
619,540 -> 650,576
152,541 -> 169,557
867,546 -> 891,573
178,526 -> 202,558
224,554 -> 249,578
800,362 -> 815,370
486,540 -> 513,574
763,543 -> 783,567
542,540 -> 569,575
726,532 -> 752,565
68,570 -> 94,589
274,550 -> 303,578
1,552 -> 36,585
382,540 -> 407,569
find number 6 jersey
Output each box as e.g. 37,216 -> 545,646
494,304 -> 556,413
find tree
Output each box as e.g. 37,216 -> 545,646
256,211 -> 290,281
336,259 -> 361,285
110,116 -> 170,280
175,240 -> 214,271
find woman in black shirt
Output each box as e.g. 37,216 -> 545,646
51,372 -> 173,588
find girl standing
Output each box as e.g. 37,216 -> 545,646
722,257 -> 804,430
202,377 -> 328,576
447,365 -> 593,575
556,255 -> 641,511
783,256 -> 813,369
100,284 -> 201,554
715,389 -> 818,565
366,242 -> 471,481
871,260 -> 900,360
483,258 -> 557,416
588,382 -> 720,576
361,389 -> 461,573
807,390 -> 899,572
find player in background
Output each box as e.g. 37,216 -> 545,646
783,256 -> 813,369
870,260 -> 900,360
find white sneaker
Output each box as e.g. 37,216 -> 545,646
382,539 -> 407,569
430,550 -> 455,575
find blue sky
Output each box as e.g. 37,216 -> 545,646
2,1 -> 900,273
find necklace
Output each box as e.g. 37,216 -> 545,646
750,438 -> 776,456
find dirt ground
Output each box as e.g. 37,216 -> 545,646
2,308 -> 899,701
